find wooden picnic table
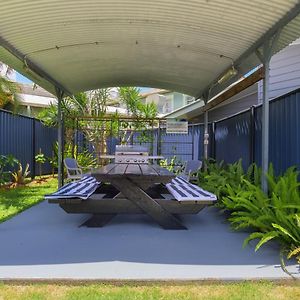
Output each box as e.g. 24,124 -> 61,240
50,164 -> 209,229
91,163 -> 186,229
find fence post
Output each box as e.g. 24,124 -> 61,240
31,119 -> 36,179
157,120 -> 161,156
249,106 -> 255,165
61,112 -> 65,186
191,124 -> 195,160
211,122 -> 216,160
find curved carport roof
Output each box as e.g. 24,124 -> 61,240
1,1 -> 300,99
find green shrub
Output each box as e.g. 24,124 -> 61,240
51,142 -> 97,172
0,154 -> 18,185
197,159 -> 261,206
159,156 -> 183,173
197,159 -> 300,267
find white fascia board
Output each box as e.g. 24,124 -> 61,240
19,94 -> 56,107
163,99 -> 205,119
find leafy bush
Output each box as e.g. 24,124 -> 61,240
0,154 -> 18,185
197,160 -> 300,268
51,142 -> 97,171
159,156 -> 183,173
197,159 -> 261,205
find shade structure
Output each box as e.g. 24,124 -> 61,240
1,1 -> 300,98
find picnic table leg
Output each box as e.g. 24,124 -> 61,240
111,178 -> 187,230
80,214 -> 116,227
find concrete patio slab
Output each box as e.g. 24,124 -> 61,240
0,201 -> 299,281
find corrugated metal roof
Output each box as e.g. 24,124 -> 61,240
1,1 -> 300,98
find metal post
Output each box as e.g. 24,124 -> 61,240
61,111 -> 65,187
191,124 -> 195,159
56,87 -> 64,188
249,106 -> 255,165
211,122 -> 216,160
31,119 -> 36,179
203,110 -> 209,170
261,60 -> 270,193
157,120 -> 161,156
255,30 -> 280,193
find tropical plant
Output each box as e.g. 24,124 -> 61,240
159,156 -> 183,173
0,154 -> 18,185
11,163 -> 30,186
39,89 -> 119,163
118,87 -> 158,145
51,142 -> 97,172
197,159 -> 300,269
35,150 -> 46,178
0,64 -> 20,112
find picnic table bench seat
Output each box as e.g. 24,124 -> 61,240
166,176 -> 217,204
45,175 -> 100,201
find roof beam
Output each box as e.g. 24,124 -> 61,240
0,36 -> 72,96
203,67 -> 264,112
197,2 -> 300,100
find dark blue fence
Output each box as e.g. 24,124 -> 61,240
0,109 -> 57,176
214,110 -> 251,169
213,88 -> 300,174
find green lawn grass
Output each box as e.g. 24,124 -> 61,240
0,282 -> 299,300
0,177 -> 57,223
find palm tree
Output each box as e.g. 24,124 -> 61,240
118,87 -> 158,144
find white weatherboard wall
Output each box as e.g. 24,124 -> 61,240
258,39 -> 300,103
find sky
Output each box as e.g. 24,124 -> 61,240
16,72 -> 33,84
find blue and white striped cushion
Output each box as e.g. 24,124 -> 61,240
172,176 -> 190,185
166,178 -> 217,202
45,175 -> 100,200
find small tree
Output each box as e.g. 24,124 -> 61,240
35,149 -> 46,179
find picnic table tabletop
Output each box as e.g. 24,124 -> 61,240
92,163 -> 175,181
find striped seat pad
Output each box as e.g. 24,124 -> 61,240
45,175 -> 100,200
166,181 -> 217,202
172,176 -> 190,185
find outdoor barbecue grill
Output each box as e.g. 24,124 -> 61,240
114,145 -> 149,164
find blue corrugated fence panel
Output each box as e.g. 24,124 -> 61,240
215,111 -> 251,169
0,109 -> 57,176
35,120 -> 57,174
268,90 -> 300,174
0,110 -> 33,172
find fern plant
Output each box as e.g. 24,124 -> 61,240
197,159 -> 300,267
227,167 -> 300,268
